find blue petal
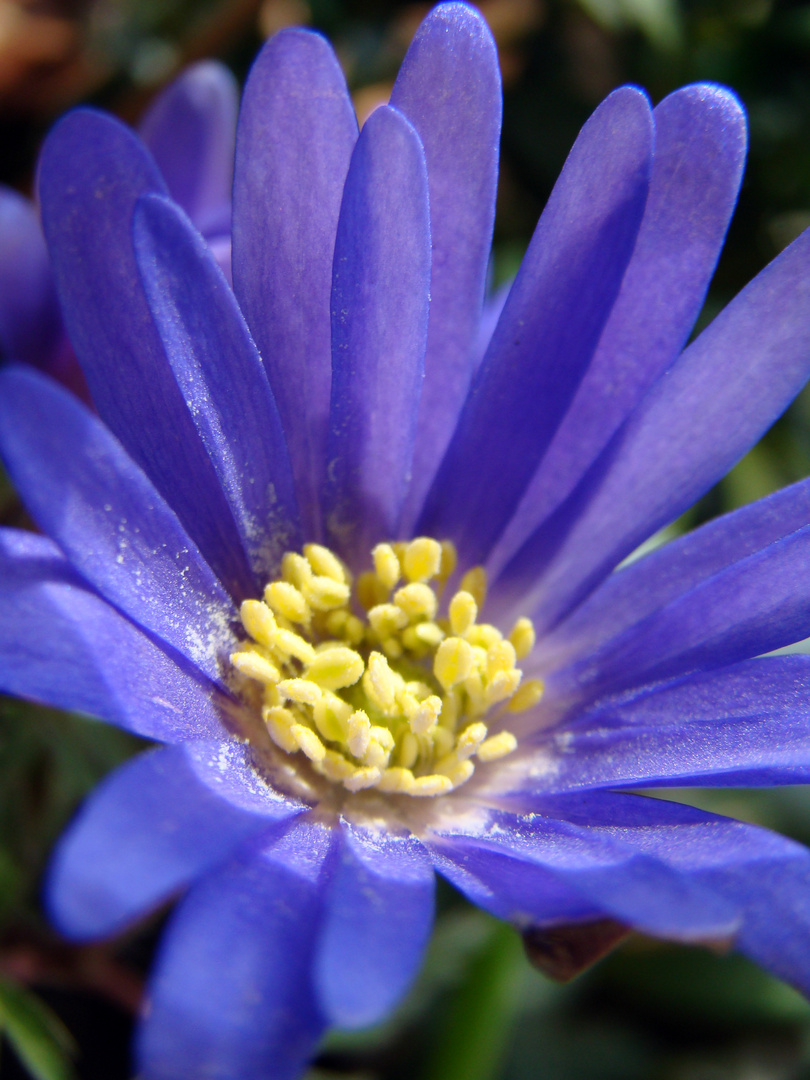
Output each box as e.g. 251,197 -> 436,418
324,105 -> 431,558
133,194 -> 301,580
0,366 -> 236,684
550,520 -> 810,700
426,806 -> 739,941
232,29 -> 357,540
523,657 -> 810,791
521,792 -> 810,996
37,108 -> 253,595
535,475 -> 810,673
48,741 -> 305,940
497,225 -> 810,633
0,527 -> 224,742
418,86 -> 653,566
391,3 -> 501,532
0,186 -> 61,367
137,817 -> 333,1080
315,819 -> 434,1028
490,85 -> 747,576
139,61 -> 238,235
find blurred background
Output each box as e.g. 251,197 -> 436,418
2,0 -> 810,1077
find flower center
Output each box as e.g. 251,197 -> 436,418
229,538 -> 543,797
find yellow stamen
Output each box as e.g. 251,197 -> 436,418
232,538 -> 530,797
403,537 -> 442,582
434,637 -> 474,691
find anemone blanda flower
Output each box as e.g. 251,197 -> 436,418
0,58 -> 238,387
3,2 -> 810,1078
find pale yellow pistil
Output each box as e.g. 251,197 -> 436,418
229,538 -> 543,797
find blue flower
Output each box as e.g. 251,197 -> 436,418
2,3 -> 810,1079
0,59 -> 238,388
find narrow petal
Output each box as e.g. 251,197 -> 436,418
232,29 -> 357,540
497,224 -> 810,633
0,186 -> 61,367
139,61 -> 238,234
518,792 -> 810,997
315,820 -> 434,1028
37,108 -> 252,595
48,741 -> 304,940
427,806 -> 738,941
323,105 -> 431,558
137,818 -> 333,1080
0,367 -> 236,684
521,658 -> 810,791
490,85 -> 747,575
551,521 -> 810,700
134,195 -> 301,581
536,476 -> 810,672
391,3 -> 501,530
0,528 -> 224,742
418,87 -> 653,565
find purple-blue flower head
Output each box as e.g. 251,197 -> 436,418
3,3 -> 810,1078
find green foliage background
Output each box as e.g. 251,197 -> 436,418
3,0 -> 810,1076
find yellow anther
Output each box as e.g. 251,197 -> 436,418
319,749 -> 356,782
414,622 -> 444,647
324,609 -> 348,636
363,651 -> 400,713
439,541 -> 457,581
344,765 -> 383,792
282,551 -> 312,589
312,695 -> 348,743
507,678 -> 544,713
406,680 -> 433,700
372,543 -> 401,591
263,705 -> 298,752
403,537 -> 442,582
347,710 -> 371,758
263,581 -> 310,624
364,732 -> 393,769
230,649 -> 280,685
440,758 -> 475,788
381,636 -> 403,660
411,774 -> 453,797
485,668 -> 522,706
303,575 -> 350,611
477,731 -> 518,761
305,646 -> 364,691
239,599 -> 277,647
356,571 -> 387,611
508,617 -> 536,660
486,639 -> 517,678
440,688 -> 461,729
271,627 -> 316,665
303,543 -> 347,583
377,767 -> 416,793
370,725 -> 395,750
368,603 -> 408,638
291,724 -> 326,763
449,590 -> 477,636
431,725 -> 454,758
463,667 -> 485,715
409,695 -> 442,735
455,721 -> 488,759
466,624 -> 502,649
460,566 -> 487,609
399,731 -> 419,769
344,615 -> 365,645
434,637 -> 474,691
277,678 -> 322,706
394,582 -> 438,622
